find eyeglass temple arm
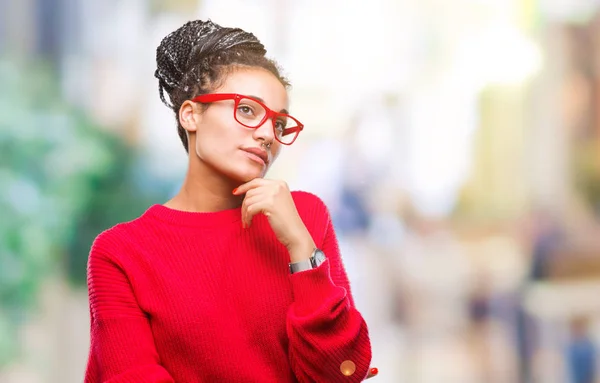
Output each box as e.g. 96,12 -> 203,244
281,126 -> 303,137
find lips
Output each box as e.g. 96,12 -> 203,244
242,147 -> 269,165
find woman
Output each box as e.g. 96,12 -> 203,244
85,19 -> 375,382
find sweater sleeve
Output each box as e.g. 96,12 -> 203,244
85,232 -> 175,383
286,196 -> 372,382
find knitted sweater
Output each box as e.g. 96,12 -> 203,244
85,191 -> 372,382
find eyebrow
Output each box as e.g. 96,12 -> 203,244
248,95 -> 289,115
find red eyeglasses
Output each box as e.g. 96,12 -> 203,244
191,93 -> 304,145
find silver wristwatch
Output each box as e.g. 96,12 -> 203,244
289,248 -> 326,274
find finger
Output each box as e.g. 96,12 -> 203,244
241,195 -> 262,228
232,178 -> 267,195
240,186 -> 275,228
366,367 -> 379,379
242,185 -> 263,200
244,201 -> 264,228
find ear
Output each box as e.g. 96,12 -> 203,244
179,100 -> 202,133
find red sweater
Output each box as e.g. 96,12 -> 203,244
85,191 -> 372,382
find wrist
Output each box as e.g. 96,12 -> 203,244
287,234 -> 316,263
289,248 -> 327,274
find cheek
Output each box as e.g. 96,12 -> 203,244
194,121 -> 242,159
272,145 -> 282,160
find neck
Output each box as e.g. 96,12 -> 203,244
165,153 -> 243,213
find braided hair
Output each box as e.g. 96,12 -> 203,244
155,19 -> 290,152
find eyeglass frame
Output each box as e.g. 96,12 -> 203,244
190,93 -> 304,145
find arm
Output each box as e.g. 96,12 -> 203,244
286,206 -> 372,382
85,234 -> 175,383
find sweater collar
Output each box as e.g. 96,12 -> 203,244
144,204 -> 242,227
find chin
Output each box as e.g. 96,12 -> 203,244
230,167 -> 267,183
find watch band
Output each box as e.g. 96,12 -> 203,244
289,248 -> 326,274
289,258 -> 314,274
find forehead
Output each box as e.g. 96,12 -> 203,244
216,68 -> 289,111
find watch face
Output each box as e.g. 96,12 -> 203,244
313,249 -> 326,264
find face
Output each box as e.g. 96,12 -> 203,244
180,68 -> 289,183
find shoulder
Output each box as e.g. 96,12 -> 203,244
291,190 -> 328,210
291,190 -> 332,230
90,223 -> 130,255
88,208 -> 153,262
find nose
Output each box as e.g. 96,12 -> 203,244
252,117 -> 276,144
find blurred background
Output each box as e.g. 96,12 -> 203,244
2,0 -> 600,382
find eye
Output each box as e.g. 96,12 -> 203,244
274,119 -> 287,132
237,104 -> 255,116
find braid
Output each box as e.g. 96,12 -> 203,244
154,19 -> 289,152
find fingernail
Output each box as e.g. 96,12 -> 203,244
232,188 -> 238,194
370,367 -> 378,376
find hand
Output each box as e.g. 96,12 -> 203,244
233,178 -> 313,250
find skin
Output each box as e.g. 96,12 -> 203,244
164,67 -> 315,261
